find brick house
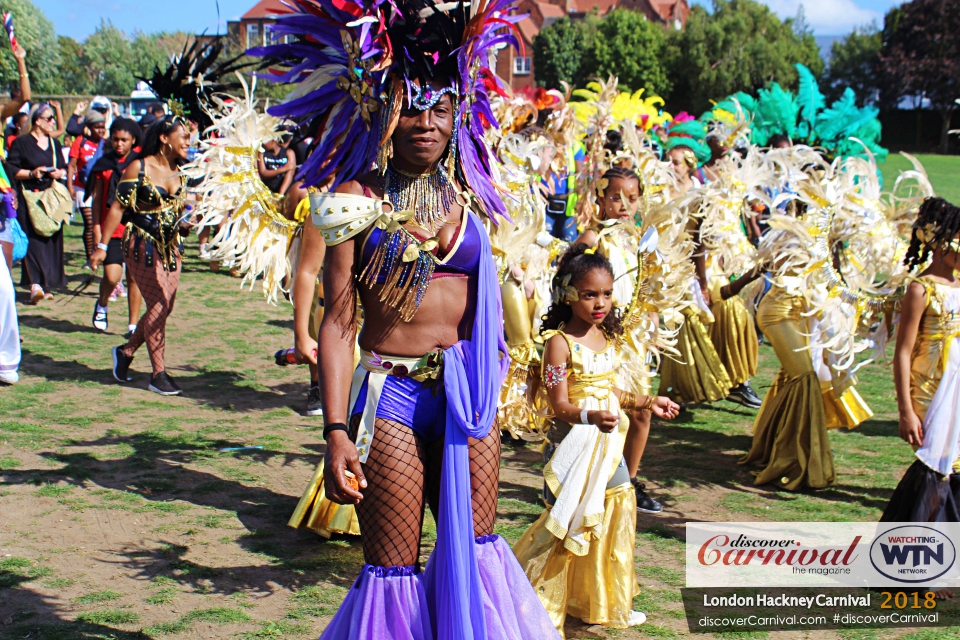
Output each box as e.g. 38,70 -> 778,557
227,0 -> 689,90
495,0 -> 691,90
227,0 -> 289,50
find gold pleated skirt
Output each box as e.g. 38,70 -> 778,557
709,295 -> 758,387
658,308 -> 732,404
288,461 -> 360,537
513,484 -> 640,637
739,291 -> 835,490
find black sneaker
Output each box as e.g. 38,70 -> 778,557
306,384 -> 323,416
632,478 -> 663,513
149,371 -> 182,396
112,346 -> 133,382
92,302 -> 108,332
727,382 -> 763,409
740,381 -> 763,407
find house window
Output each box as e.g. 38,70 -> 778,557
265,23 -> 291,44
513,56 -> 531,76
246,23 -> 260,46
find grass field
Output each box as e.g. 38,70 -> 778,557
2,224 -> 960,638
881,152 -> 960,202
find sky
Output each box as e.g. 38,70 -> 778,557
35,0 -> 900,41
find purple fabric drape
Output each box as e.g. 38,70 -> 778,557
432,213 -> 509,640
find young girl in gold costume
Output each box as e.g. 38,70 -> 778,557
883,197 -> 960,521
514,245 -> 679,636
577,167 -> 661,512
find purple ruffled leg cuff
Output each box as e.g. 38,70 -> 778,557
475,535 -> 562,640
319,565 -> 433,640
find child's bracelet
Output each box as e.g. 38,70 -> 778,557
580,408 -> 590,424
642,395 -> 655,412
620,391 -> 637,413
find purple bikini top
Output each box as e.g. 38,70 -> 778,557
360,210 -> 483,282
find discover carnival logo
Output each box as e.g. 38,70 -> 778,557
686,522 -> 960,588
869,525 -> 957,584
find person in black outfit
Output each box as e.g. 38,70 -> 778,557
7,104 -> 68,303
258,138 -> 295,195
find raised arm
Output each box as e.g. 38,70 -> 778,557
0,45 -> 29,119
894,281 -> 927,446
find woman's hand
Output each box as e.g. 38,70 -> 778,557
650,396 -> 680,420
12,44 -> 26,61
29,167 -> 45,180
295,334 -> 319,366
323,430 -> 366,504
49,168 -> 65,181
899,411 -> 924,447
89,248 -> 107,270
589,409 -> 620,433
73,101 -> 88,117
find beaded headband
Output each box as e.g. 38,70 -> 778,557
409,83 -> 458,111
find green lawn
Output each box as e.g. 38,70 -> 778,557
2,225 -> 959,638
881,153 -> 960,202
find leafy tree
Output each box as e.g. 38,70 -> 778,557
880,0 -> 960,152
663,0 -> 823,114
584,9 -> 670,95
533,17 -> 584,89
823,24 -> 882,106
82,20 -> 135,95
0,0 -> 61,93
55,36 -> 91,94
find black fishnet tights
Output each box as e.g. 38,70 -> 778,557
122,252 -> 180,374
356,418 -> 501,567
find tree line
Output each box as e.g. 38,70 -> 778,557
0,0 -> 195,96
534,0 -> 959,151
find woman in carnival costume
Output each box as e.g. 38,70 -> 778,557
882,197 -> 960,522
739,145 -> 902,490
513,244 -> 679,635
657,117 -> 733,407
252,1 -> 562,637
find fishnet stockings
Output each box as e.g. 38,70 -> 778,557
356,417 -> 501,567
122,251 -> 180,374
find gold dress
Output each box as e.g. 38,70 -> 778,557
513,331 -> 638,636
739,284 -> 836,490
708,277 -> 758,388
909,278 -> 960,423
658,293 -> 732,405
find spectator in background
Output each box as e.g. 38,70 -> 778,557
6,113 -> 27,149
258,136 -> 296,196
89,117 -> 143,335
7,103 -> 69,303
65,96 -> 114,138
67,110 -> 107,267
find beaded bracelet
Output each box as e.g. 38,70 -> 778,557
543,363 -> 567,389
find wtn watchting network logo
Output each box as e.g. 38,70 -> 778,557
869,525 -> 957,583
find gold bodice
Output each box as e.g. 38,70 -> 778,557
910,278 -> 960,420
542,329 -> 620,408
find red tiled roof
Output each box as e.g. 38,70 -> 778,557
569,0 -> 618,14
242,0 -> 289,20
518,17 -> 540,45
536,1 -> 565,18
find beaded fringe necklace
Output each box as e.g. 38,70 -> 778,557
359,164 -> 457,322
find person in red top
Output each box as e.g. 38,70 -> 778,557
67,110 -> 107,266
89,118 -> 143,335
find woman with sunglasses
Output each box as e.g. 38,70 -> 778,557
7,103 -> 68,303
90,115 -> 192,396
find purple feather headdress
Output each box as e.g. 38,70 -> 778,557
249,0 -> 524,222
